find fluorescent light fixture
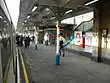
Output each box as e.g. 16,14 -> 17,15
32,6 -> 38,11
65,10 -> 73,14
27,15 -> 30,18
85,0 -> 99,5
45,8 -> 50,11
33,26 -> 36,29
38,29 -> 43,32
50,17 -> 55,20
26,27 -> 28,30
24,20 -> 27,22
4,20 -> 7,23
0,16 -> 3,19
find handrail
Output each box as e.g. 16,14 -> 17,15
74,18 -> 93,31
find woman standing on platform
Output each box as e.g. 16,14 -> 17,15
35,31 -> 39,50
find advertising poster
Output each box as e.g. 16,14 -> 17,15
104,33 -> 110,59
74,31 -> 82,45
85,32 -> 93,53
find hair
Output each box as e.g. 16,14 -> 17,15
60,33 -> 63,36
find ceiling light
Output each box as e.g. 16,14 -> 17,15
4,20 -> 6,23
65,10 -> 73,14
24,20 -> 27,22
33,26 -> 36,29
26,27 -> 28,30
27,15 -> 30,18
85,0 -> 99,5
38,29 -> 43,32
45,8 -> 50,11
0,16 -> 3,19
50,17 -> 55,20
32,6 -> 38,11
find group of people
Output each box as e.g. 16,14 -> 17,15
16,35 -> 34,48
16,32 -> 65,56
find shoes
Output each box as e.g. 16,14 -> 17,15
63,54 -> 65,57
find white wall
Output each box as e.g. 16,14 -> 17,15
61,12 -> 93,25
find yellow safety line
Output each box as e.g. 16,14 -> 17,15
19,48 -> 29,83
3,54 -> 12,83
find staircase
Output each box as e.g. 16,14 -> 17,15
74,18 -> 93,32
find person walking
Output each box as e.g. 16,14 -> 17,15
27,36 -> 31,47
32,35 -> 35,43
19,35 -> 23,47
44,32 -> 49,45
35,32 -> 38,50
24,36 -> 30,48
59,35 -> 65,57
24,36 -> 28,48
16,34 -> 20,47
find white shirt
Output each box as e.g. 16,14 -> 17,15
34,32 -> 38,44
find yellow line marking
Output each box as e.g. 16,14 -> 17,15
19,48 -> 29,83
3,55 -> 12,83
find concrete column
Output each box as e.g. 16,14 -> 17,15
93,5 -> 102,62
97,25 -> 102,62
93,0 -> 110,62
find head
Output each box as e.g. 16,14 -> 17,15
60,33 -> 63,37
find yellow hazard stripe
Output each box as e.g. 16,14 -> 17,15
3,54 -> 12,83
19,49 -> 29,83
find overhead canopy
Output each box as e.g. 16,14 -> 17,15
17,0 -> 94,32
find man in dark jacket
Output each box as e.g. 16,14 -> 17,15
59,37 -> 65,57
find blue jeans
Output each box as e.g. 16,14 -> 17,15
60,47 -> 65,56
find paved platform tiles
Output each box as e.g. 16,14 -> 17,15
21,44 -> 110,83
